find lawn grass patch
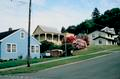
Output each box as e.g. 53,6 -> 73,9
0,52 -> 111,75
0,45 -> 119,69
73,45 -> 119,55
0,57 -> 60,69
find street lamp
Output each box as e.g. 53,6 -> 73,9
27,0 -> 32,67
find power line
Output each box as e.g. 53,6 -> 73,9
6,0 -> 81,20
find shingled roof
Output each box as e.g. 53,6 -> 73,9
0,29 -> 19,40
93,36 -> 114,41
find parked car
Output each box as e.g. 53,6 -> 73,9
40,53 -> 51,58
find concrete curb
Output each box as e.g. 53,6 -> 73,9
0,48 -> 118,72
39,52 -> 113,72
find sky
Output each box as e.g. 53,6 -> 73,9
0,0 -> 120,33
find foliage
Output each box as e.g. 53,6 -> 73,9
92,8 -> 100,20
114,36 -> 120,45
65,7 -> 120,35
77,34 -> 90,45
61,43 -> 74,56
62,33 -> 89,50
61,26 -> 66,33
41,40 -> 55,53
66,25 -> 76,34
0,58 -> 58,69
73,39 -> 87,49
0,50 -> 115,75
18,55 -> 23,59
41,40 -> 62,53
66,35 -> 76,43
95,8 -> 120,34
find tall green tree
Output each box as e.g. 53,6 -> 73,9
96,8 -> 120,33
66,25 -> 76,34
64,7 -> 120,35
61,26 -> 66,33
92,8 -> 100,20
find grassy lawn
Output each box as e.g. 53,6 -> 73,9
73,45 -> 120,55
0,45 -> 120,75
0,57 -> 60,69
0,51 -> 111,75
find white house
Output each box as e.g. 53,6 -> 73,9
33,25 -> 64,45
88,27 -> 118,45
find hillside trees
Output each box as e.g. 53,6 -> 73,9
65,8 -> 120,34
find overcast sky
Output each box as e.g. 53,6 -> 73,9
0,0 -> 120,33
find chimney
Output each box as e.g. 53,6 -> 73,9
9,28 -> 12,31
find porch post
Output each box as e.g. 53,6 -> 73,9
45,33 -> 47,40
52,33 -> 54,42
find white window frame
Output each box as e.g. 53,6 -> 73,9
36,46 -> 40,53
6,43 -> 17,53
12,44 -> 16,52
31,45 -> 35,53
20,32 -> 25,39
31,45 -> 40,53
7,44 -> 11,52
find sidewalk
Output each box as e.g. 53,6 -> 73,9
0,48 -> 118,72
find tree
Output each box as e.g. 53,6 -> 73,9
40,40 -> 54,53
96,8 -> 120,33
76,19 -> 95,34
92,8 -> 100,20
73,39 -> 87,49
66,36 -> 76,43
61,26 -> 66,33
62,7 -> 120,35
61,43 -> 74,56
66,25 -> 76,34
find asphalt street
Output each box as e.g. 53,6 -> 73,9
0,52 -> 120,79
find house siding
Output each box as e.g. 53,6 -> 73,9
94,38 -> 106,45
88,30 -> 116,45
0,29 -> 40,60
88,31 -> 107,45
0,42 -> 1,59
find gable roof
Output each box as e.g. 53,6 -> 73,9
88,27 -> 116,35
101,27 -> 115,34
0,29 -> 19,40
0,28 -> 41,45
89,30 -> 116,35
93,36 -> 114,41
33,25 -> 60,35
40,25 -> 60,33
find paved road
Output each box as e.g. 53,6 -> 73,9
0,52 -> 120,79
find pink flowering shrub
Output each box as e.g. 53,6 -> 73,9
66,36 -> 76,43
62,33 -> 89,50
73,39 -> 87,49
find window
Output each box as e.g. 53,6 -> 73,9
36,46 -> 39,53
12,44 -> 16,52
7,44 -> 11,52
31,46 -> 35,53
20,32 -> 25,39
99,39 -> 102,44
7,44 -> 16,53
92,34 -> 95,38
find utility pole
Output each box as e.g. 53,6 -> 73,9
27,0 -> 32,67
64,33 -> 67,56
